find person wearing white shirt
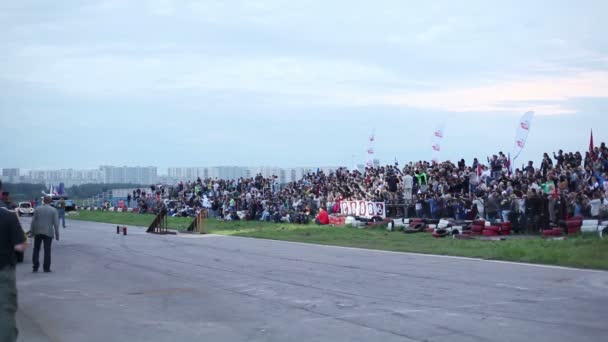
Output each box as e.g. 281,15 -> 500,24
589,196 -> 602,217
403,171 -> 414,203
480,168 -> 491,185
472,196 -> 485,219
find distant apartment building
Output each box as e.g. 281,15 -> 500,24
168,166 -> 250,182
99,165 -> 157,185
20,166 -> 156,186
2,168 -> 19,177
167,167 -> 206,180
28,169 -> 104,187
1,168 -> 20,183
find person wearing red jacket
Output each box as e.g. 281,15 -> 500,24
315,207 -> 330,225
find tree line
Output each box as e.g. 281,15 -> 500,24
3,183 -> 146,202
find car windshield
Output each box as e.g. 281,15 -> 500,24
19,203 -> 31,208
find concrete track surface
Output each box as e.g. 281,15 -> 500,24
15,217 -> 608,342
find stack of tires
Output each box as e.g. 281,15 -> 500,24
423,219 -> 438,233
403,219 -> 425,233
471,219 -> 485,236
498,222 -> 512,235
409,218 -> 425,229
600,223 -> 608,238
482,225 -> 500,237
558,218 -> 582,235
432,228 -> 449,238
552,227 -> 564,236
431,219 -> 452,238
459,224 -> 472,236
581,220 -> 600,233
387,218 -> 407,231
542,227 -> 564,237
366,217 -> 393,228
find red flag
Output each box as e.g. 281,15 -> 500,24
477,164 -> 482,177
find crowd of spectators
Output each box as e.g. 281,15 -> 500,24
135,141 -> 608,233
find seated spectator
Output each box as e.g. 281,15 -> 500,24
315,207 -> 330,225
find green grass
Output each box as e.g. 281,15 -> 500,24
70,211 -> 608,270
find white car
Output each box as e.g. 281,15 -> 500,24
16,202 -> 34,216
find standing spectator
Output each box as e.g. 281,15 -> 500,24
415,195 -> 424,218
541,153 -> 553,178
589,193 -> 602,218
0,188 -> 27,342
553,150 -> 565,167
56,197 -> 66,228
500,192 -> 512,222
542,177 -> 557,224
414,169 -> 428,193
526,189 -> 542,232
0,181 -> 7,209
473,194 -> 485,219
403,171 -> 414,203
514,193 -> 527,234
458,159 -> 466,171
491,154 -> 504,180
385,171 -> 399,195
524,161 -> 535,178
30,195 -> 59,273
485,192 -> 499,221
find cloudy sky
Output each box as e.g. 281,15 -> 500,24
1,0 -> 607,173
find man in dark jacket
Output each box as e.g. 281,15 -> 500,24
1,180 -> 27,341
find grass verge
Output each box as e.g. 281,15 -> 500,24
70,211 -> 608,270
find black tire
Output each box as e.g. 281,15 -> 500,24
435,228 -> 448,237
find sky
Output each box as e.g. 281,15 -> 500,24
1,0 -> 608,173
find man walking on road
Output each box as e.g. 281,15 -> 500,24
30,195 -> 59,273
0,180 -> 27,342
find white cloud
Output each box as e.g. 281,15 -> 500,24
3,42 -> 608,116
0,45 -> 397,104
370,71 -> 608,115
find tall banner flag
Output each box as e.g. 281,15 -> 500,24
589,129 -> 595,160
366,128 -> 376,167
511,111 -> 534,164
431,124 -> 445,164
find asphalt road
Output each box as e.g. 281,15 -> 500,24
14,217 -> 608,342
